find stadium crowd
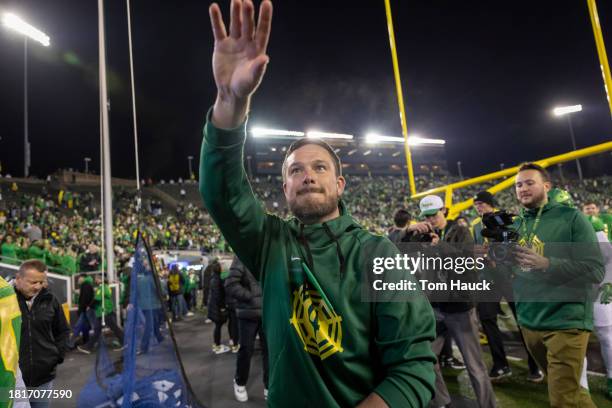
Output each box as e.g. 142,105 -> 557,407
1,175 -> 610,277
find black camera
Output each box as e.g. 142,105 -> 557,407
408,224 -> 435,243
481,210 -> 519,264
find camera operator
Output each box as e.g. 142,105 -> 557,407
407,195 -> 496,408
509,163 -> 603,407
472,191 -> 542,382
387,208 -> 411,246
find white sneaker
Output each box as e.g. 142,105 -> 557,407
264,388 -> 268,400
204,318 -> 212,324
233,379 -> 248,402
186,312 -> 194,317
214,344 -> 230,354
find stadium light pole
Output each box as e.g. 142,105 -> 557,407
84,157 -> 91,174
187,155 -> 194,179
1,13 -> 50,178
457,161 -> 464,180
553,104 -> 583,181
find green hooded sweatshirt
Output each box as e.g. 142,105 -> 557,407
94,284 -> 114,318
199,114 -> 436,408
512,201 -> 604,331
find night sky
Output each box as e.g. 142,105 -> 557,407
0,0 -> 611,180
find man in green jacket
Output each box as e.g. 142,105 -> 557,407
511,163 -> 604,407
583,201 -> 612,241
200,1 -> 436,407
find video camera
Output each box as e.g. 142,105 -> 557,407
481,210 -> 519,264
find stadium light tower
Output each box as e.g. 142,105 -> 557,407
553,104 -> 583,181
187,155 -> 194,179
2,13 -> 50,178
84,157 -> 91,174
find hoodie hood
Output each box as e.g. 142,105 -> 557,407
288,200 -> 362,279
521,200 -> 559,218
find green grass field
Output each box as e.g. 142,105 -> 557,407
441,358 -> 609,407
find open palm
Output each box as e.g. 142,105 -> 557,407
210,0 -> 272,100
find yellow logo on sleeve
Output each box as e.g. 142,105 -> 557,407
289,285 -> 343,360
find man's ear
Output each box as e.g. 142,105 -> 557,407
544,181 -> 552,193
336,176 -> 346,196
282,182 -> 288,197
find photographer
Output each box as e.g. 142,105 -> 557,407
408,195 -> 496,408
509,163 -> 604,407
472,191 -> 542,382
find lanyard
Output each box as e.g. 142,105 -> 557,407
520,205 -> 544,246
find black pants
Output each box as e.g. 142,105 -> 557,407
235,317 -> 269,388
86,313 -> 124,348
213,320 -> 226,346
228,308 -> 239,345
496,281 -> 540,374
507,301 -> 539,374
477,302 -> 508,370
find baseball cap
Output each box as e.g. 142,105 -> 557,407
419,195 -> 444,217
473,191 -> 495,207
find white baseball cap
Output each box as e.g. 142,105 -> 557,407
419,195 -> 444,217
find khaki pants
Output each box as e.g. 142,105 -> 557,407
521,327 -> 595,408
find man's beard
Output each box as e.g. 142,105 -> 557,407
522,189 -> 547,209
288,187 -> 339,225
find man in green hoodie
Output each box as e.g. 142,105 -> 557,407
511,163 -> 603,407
200,1 -> 436,407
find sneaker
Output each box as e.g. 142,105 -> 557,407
489,366 -> 512,380
264,388 -> 268,401
213,344 -> 230,354
186,312 -> 195,317
233,379 -> 248,402
231,345 -> 240,353
204,318 -> 212,324
442,357 -> 465,370
77,346 -> 92,355
527,370 -> 545,383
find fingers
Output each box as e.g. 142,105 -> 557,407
229,0 -> 242,39
209,3 -> 227,41
255,0 -> 273,52
242,0 -> 255,41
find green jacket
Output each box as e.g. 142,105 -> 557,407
0,243 -> 19,265
0,277 -> 21,408
600,213 -> 612,241
512,201 -> 604,331
27,245 -> 45,261
200,115 -> 436,408
94,285 -> 114,318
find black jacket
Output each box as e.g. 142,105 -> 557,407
77,279 -> 94,314
207,272 -> 227,323
224,257 -> 262,320
16,288 -> 70,387
432,221 -> 475,314
404,221 -> 475,314
79,251 -> 101,272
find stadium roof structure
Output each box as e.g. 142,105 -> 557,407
245,128 -> 448,177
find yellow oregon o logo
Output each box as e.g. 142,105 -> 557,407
518,235 -> 544,256
289,285 -> 343,360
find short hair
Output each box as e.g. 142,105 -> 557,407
19,259 -> 47,276
582,201 -> 598,208
517,162 -> 551,182
393,209 -> 411,228
281,138 -> 342,180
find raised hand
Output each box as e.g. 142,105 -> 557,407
209,0 -> 273,129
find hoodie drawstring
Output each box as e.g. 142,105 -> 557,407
322,222 -> 346,280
